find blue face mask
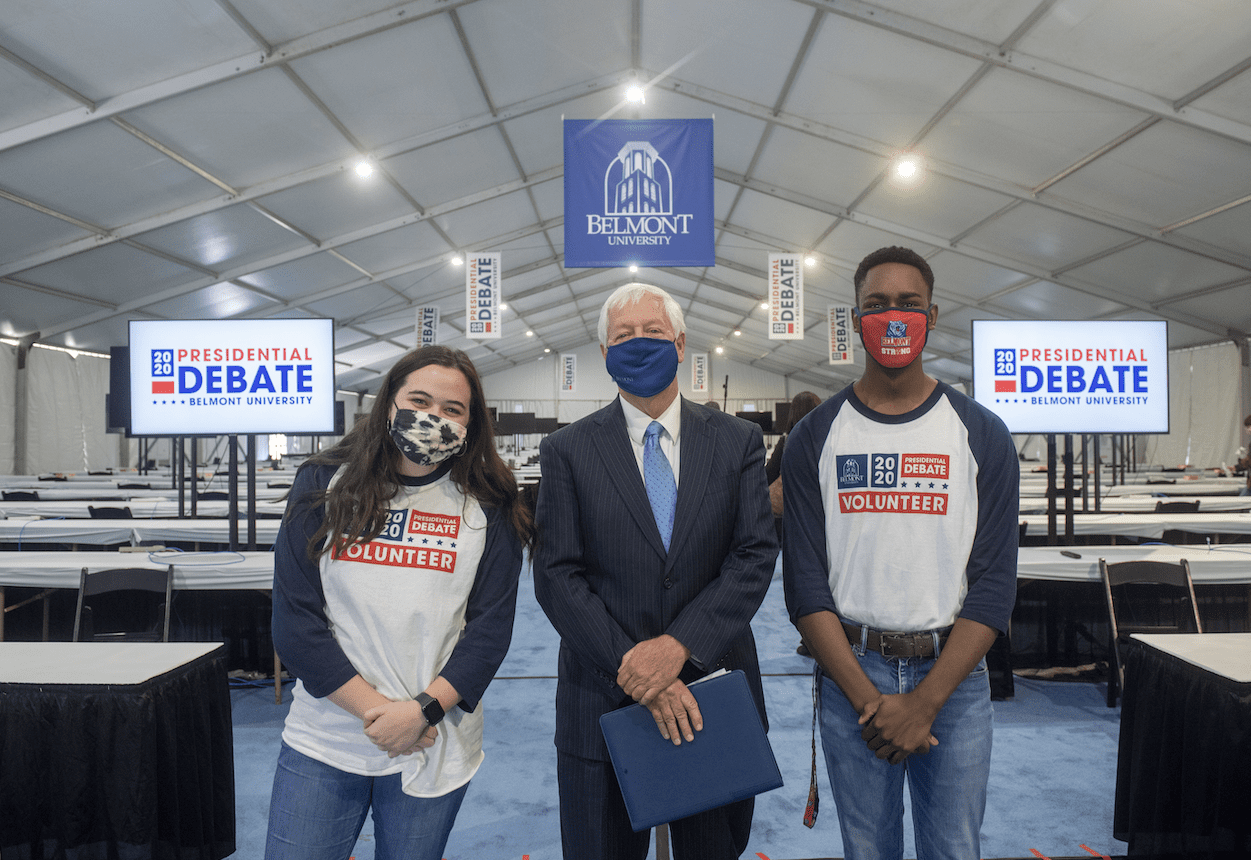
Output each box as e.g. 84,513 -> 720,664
605,337 -> 679,398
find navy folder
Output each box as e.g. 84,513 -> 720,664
598,669 -> 784,831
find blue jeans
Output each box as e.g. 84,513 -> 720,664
819,639 -> 993,860
265,742 -> 469,860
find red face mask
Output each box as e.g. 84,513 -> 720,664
856,307 -> 930,368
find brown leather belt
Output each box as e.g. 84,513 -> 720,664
841,621 -> 950,658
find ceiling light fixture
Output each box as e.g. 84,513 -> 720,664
526,330 -> 534,337
625,84 -> 645,104
760,302 -> 769,310
499,303 -> 508,311
804,255 -> 817,267
354,159 -> 374,178
450,255 -> 463,266
733,330 -> 742,336
895,157 -> 918,179
714,346 -> 724,355
629,264 -> 639,273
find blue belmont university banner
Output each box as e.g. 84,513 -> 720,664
563,118 -> 714,268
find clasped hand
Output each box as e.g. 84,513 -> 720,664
617,636 -> 702,745
362,700 -> 439,757
857,692 -> 939,765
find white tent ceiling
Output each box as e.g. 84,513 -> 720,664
2,0 -> 1250,395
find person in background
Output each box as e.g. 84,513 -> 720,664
1237,413 -> 1251,495
783,246 -> 1018,860
266,346 -> 533,860
534,282 -> 778,860
765,390 -> 823,539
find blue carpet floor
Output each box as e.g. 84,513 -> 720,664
229,565 -> 1124,860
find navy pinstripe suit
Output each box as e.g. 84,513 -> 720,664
534,396 -> 778,859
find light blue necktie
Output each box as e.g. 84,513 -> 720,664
643,420 -> 677,551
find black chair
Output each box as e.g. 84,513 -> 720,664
1154,500 -> 1199,513
88,505 -> 133,519
197,491 -> 229,501
2,490 -> 39,501
1100,557 -> 1202,707
1155,499 -> 1199,544
73,565 -> 174,642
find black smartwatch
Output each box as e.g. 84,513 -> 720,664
415,692 -> 445,726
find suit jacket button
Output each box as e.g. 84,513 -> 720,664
663,577 -> 673,588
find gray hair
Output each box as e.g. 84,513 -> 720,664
597,282 -> 686,347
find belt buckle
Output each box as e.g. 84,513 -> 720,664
878,633 -> 919,658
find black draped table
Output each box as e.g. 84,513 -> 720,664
0,642 -> 236,860
1115,633 -> 1251,858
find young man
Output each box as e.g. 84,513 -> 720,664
534,283 -> 778,860
782,247 -> 1019,860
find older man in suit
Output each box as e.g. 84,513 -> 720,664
534,283 -> 779,860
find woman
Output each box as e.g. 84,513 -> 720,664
767,390 -> 822,657
266,346 -> 534,860
765,390 -> 823,529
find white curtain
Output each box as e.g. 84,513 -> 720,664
1142,343 -> 1242,469
24,349 -> 117,474
0,344 -> 15,474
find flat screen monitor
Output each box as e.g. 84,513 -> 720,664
971,319 -> 1168,434
735,411 -> 773,433
128,319 -> 336,436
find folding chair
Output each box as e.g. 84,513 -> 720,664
88,505 -> 134,519
1100,557 -> 1202,707
73,565 -> 174,642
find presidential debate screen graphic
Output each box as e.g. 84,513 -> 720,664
971,319 -> 1169,435
128,319 -> 336,436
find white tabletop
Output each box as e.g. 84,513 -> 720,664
0,641 -> 223,685
0,499 -> 288,519
1018,544 -> 1251,584
1020,512 -> 1251,539
1131,633 -> 1251,684
0,551 -> 275,590
0,517 -> 283,546
1020,495 -> 1251,514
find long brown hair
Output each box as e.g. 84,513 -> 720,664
300,346 -> 535,559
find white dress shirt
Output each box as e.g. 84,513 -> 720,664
619,394 -> 681,490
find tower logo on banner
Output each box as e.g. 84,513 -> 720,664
768,254 -> 803,340
466,253 -> 501,340
563,118 -> 714,267
828,305 -> 855,364
561,354 -> 576,393
691,352 -> 708,393
417,307 -> 439,347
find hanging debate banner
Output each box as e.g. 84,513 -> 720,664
828,305 -> 855,364
465,253 -> 501,340
563,118 -> 714,267
691,352 -> 709,394
768,254 -> 803,340
417,307 -> 439,347
561,354 -> 576,393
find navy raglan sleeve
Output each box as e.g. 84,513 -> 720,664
782,399 -> 840,623
270,463 -> 358,698
437,505 -> 523,712
952,396 -> 1019,634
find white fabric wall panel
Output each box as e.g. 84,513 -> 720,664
480,343 -> 821,429
0,344 -> 15,474
24,349 -> 117,474
1143,343 -> 1242,469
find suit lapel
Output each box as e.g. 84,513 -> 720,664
593,399 -> 667,559
668,398 -> 713,566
